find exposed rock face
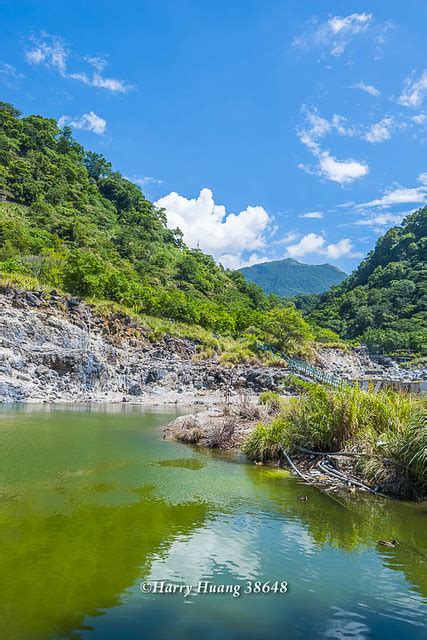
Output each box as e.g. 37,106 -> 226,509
1,286 -> 420,405
0,286 -> 288,404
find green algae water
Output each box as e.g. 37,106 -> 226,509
0,405 -> 425,640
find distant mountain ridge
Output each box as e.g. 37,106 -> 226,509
239,258 -> 346,297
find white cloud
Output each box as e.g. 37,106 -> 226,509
418,172 -> 427,184
356,213 -> 405,227
318,150 -> 368,184
293,13 -> 373,57
398,71 -> 427,108
297,109 -> 368,184
356,186 -> 427,209
154,188 -> 273,260
25,33 -> 68,75
329,13 -> 372,35
412,113 -> 427,125
351,81 -> 380,97
286,233 -> 325,257
364,117 -> 397,143
286,233 -> 358,259
299,211 -> 323,219
25,32 -> 131,93
219,253 -> 270,270
326,238 -> 358,258
274,231 -> 299,245
128,176 -> 163,186
69,71 -> 131,93
84,55 -> 108,72
58,111 -> 106,134
0,62 -> 24,87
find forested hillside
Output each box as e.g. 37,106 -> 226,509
240,258 -> 346,297
308,209 -> 427,354
0,101 -> 315,355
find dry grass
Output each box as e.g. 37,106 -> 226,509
204,418 -> 237,448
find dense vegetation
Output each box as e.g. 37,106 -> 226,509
0,101 -> 318,355
243,383 -> 426,498
240,258 -> 346,298
307,210 -> 427,355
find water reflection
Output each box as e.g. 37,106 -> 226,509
0,405 -> 425,640
246,463 -> 427,598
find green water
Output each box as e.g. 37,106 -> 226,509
0,405 -> 425,640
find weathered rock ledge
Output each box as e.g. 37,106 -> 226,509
0,286 -> 288,405
1,285 -> 418,405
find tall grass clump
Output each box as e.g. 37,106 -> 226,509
243,380 -> 426,497
360,404 -> 426,497
259,391 -> 288,414
243,416 -> 288,462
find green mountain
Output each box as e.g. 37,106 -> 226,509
0,101 -> 316,356
239,258 -> 346,297
308,209 -> 427,355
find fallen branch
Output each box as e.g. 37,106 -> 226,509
295,445 -> 365,457
317,460 -> 378,494
281,448 -> 309,481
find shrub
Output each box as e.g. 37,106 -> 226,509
243,417 -> 287,462
259,391 -> 287,413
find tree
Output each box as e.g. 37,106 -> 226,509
262,307 -> 314,355
84,152 -> 112,180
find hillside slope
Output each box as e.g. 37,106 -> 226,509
0,101 -> 318,358
240,258 -> 346,297
308,208 -> 427,354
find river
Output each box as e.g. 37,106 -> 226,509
0,404 -> 425,639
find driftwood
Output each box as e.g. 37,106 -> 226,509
280,447 -> 382,496
295,445 -> 365,457
317,460 -> 378,494
281,449 -> 309,481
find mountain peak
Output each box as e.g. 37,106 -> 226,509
239,259 -> 346,297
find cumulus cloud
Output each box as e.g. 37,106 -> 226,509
351,81 -> 380,97
25,32 -> 132,93
293,12 -> 373,57
398,70 -> 427,108
219,253 -> 270,270
418,172 -> 427,184
299,211 -> 323,219
318,151 -> 368,184
58,111 -> 106,134
154,188 -> 273,263
286,233 -> 325,257
286,233 -> 359,259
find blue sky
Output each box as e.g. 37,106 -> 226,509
1,0 -> 426,273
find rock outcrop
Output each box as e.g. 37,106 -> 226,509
0,286 -> 287,404
1,285 -> 420,405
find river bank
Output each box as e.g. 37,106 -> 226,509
1,284 -> 420,405
164,386 -> 426,501
164,400 -> 375,495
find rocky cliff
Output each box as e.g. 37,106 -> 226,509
1,286 -> 416,405
0,286 -> 288,404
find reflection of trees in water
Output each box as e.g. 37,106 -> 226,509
246,465 -> 427,598
0,487 -> 211,640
